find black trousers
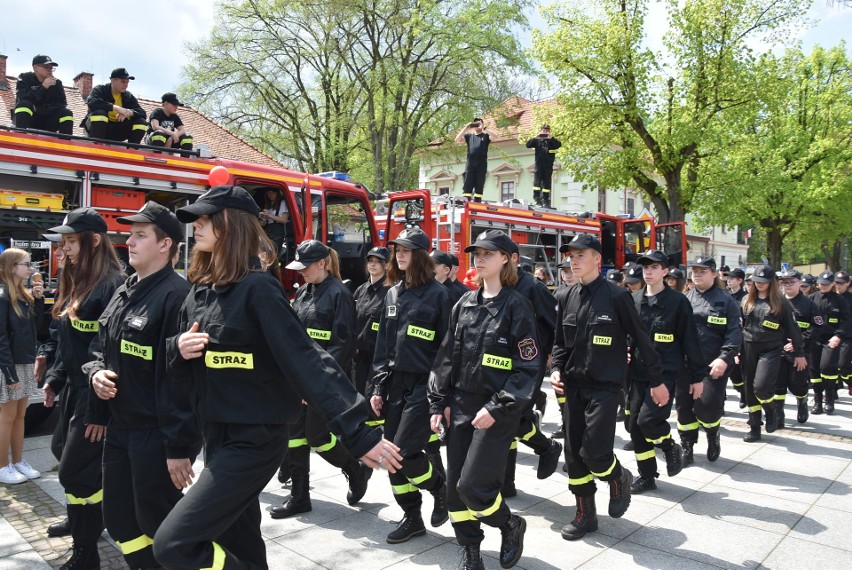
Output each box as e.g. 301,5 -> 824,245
776,354 -> 809,399
811,342 -> 841,399
148,130 -> 194,151
384,372 -> 442,514
353,353 -> 383,426
57,384 -> 105,547
840,341 -> 851,386
742,342 -> 783,426
13,103 -> 73,134
86,113 -> 147,143
629,379 -> 676,479
447,391 -> 515,546
563,385 -> 622,497
676,375 -> 725,443
154,422 -> 288,570
103,425 -> 187,569
462,163 -> 487,202
285,404 -> 358,479
532,168 -> 554,206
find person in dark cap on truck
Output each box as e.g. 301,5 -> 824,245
14,55 -> 74,135
82,68 -> 147,143
147,93 -> 193,153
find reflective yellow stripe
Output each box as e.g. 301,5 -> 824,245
392,483 -> 418,495
532,187 -> 541,191
678,422 -> 699,431
624,409 -> 631,415
407,325 -> 435,341
520,422 -> 537,441
707,316 -> 727,325
132,123 -> 148,131
89,115 -> 109,122
541,189 -> 550,193
828,318 -> 839,324
371,322 -> 380,331
557,396 -> 566,404
645,433 -> 671,445
654,333 -> 674,343
307,328 -> 331,341
756,395 -> 774,404
117,534 -> 153,555
428,432 -> 440,443
795,394 -> 808,399
66,489 -> 103,505
697,419 -> 721,429
312,433 -> 337,453
748,405 -> 762,412
731,381 -> 744,387
482,353 -> 512,370
449,509 -> 476,523
202,542 -> 226,570
205,351 -> 254,369
288,438 -> 308,449
796,321 -> 811,329
476,493 -> 503,517
14,107 -> 34,116
59,115 -> 74,123
568,474 -> 594,486
762,320 -> 780,330
589,457 -> 617,478
811,377 -> 823,384
635,449 -> 656,461
121,339 -> 153,360
71,319 -> 99,333
409,463 -> 433,486
774,394 -> 786,401
365,419 -> 385,427
151,134 -> 168,143
822,374 -> 839,380
592,335 -> 612,346
509,439 -> 518,450
182,137 -> 194,143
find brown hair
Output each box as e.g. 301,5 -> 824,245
386,246 -> 434,287
187,209 -> 276,285
53,232 -> 123,319
473,250 -> 518,288
0,249 -> 34,318
151,224 -> 180,258
742,279 -> 785,317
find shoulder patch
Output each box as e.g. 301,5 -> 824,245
518,338 -> 539,361
814,315 -> 824,326
387,305 -> 397,317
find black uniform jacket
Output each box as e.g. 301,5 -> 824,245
15,72 -> 69,114
552,276 -> 663,390
0,285 -> 43,384
166,270 -> 379,458
84,83 -> 146,121
429,286 -> 541,421
292,276 -> 355,368
630,285 -> 705,387
685,284 -> 743,367
82,265 -> 199,458
514,269 -> 557,355
525,136 -> 562,169
811,291 -> 851,343
445,279 -> 470,308
371,278 -> 450,397
742,298 -> 804,357
353,277 -> 389,355
786,292 -> 824,353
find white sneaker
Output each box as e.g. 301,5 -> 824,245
13,460 -> 41,479
0,464 -> 28,485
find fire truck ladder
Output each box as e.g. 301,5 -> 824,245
435,199 -> 462,254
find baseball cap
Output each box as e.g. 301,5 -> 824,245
431,250 -> 454,267
558,257 -> 572,269
719,265 -> 731,274
801,274 -> 816,286
817,270 -> 835,285
161,92 -> 183,106
117,201 -> 184,243
729,268 -> 746,280
835,271 -> 850,284
285,240 -> 330,270
751,264 -> 776,284
47,208 -> 108,234
365,246 -> 390,261
450,254 -> 460,267
388,227 -> 430,251
176,186 -> 260,222
667,267 -> 685,280
624,264 -> 644,284
110,68 -> 135,80
688,256 -> 716,270
465,230 -> 519,255
33,55 -> 58,67
778,267 -> 802,280
559,233 -> 602,254
607,270 -> 623,283
636,249 -> 669,267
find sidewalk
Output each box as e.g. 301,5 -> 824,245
2,386 -> 850,569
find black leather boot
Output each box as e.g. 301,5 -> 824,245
561,495 -> 598,540
608,467 -> 633,518
499,515 -> 526,568
344,461 -> 372,506
796,397 -> 809,423
461,544 -> 486,570
270,476 -> 312,518
630,475 -> 657,494
706,428 -> 721,463
47,517 -> 71,538
430,482 -> 448,527
825,388 -> 836,415
764,403 -> 778,434
537,439 -> 562,480
59,547 -> 100,570
663,442 -> 683,476
386,512 -> 426,544
775,399 -> 786,430
681,441 -> 694,466
812,389 -> 824,414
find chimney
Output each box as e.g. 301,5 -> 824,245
73,71 -> 93,100
0,54 -> 8,90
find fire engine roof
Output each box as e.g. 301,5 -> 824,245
429,96 -> 560,147
0,76 -> 282,168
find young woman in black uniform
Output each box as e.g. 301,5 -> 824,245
271,239 -> 371,518
370,227 -> 449,544
42,208 -> 125,570
353,246 -> 390,421
153,186 -> 400,570
740,265 -> 806,442
429,230 -> 539,570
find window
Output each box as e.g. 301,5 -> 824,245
438,186 -> 450,196
597,188 -> 606,212
500,181 -> 515,201
720,255 -> 726,267
626,197 -> 635,216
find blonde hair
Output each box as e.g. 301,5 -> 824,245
0,249 -> 34,318
474,250 -> 518,288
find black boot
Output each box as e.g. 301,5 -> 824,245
61,505 -> 101,570
386,512 -> 426,544
764,403 -> 777,434
663,442 -> 683,476
502,448 -> 517,498
277,460 -> 291,485
561,495 -> 598,540
430,482 -> 448,527
797,397 -> 809,423
461,544 -> 486,570
270,476 -> 312,518
706,429 -> 721,463
537,439 -> 562,479
552,423 -> 565,439
535,390 -> 548,416
825,389 -> 835,415
739,390 -> 747,409
775,399 -> 786,430
608,467 -> 632,518
630,475 -> 657,494
499,515 -> 526,569
47,517 -> 71,538
743,424 -> 761,443
812,389 -> 824,414
681,441 -> 694,466
622,440 -> 635,451
59,547 -> 100,570
344,461 -> 372,506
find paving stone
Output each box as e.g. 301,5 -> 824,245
759,535 -> 852,570
787,504 -> 852,552
578,540 -> 722,570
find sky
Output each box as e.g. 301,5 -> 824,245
0,0 -> 849,102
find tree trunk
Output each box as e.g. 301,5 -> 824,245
821,239 -> 843,271
765,227 -> 783,269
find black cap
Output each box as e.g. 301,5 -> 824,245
388,227 -> 430,251
365,246 -> 389,261
688,256 -> 716,270
110,68 -> 135,80
285,240 -> 330,270
161,92 -> 182,106
33,55 -> 58,67
835,271 -> 850,284
47,208 -> 108,234
719,265 -> 731,273
729,268 -> 746,279
667,267 -> 685,280
560,233 -> 602,254
450,254 -> 460,267
607,270 -> 623,283
117,201 -> 183,243
519,256 -> 534,272
751,264 -> 776,283
431,250 -> 454,267
817,270 -> 835,285
465,230 -> 519,255
636,249 -> 669,267
176,186 -> 260,222
801,274 -> 816,286
558,257 -> 572,269
624,264 -> 644,284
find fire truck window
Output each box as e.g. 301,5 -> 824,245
600,221 -> 617,267
403,199 -> 425,225
623,220 -> 648,263
326,195 -> 374,289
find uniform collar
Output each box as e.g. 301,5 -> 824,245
122,263 -> 174,301
641,285 -> 670,308
580,274 -> 605,294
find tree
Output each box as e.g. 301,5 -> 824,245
532,0 -> 809,222
693,45 -> 852,268
181,0 -> 528,193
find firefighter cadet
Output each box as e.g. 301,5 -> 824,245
82,68 -> 147,144
86,202 -> 199,570
14,55 -> 74,135
550,233 -> 663,540
525,124 -> 562,208
810,270 -> 851,415
147,93 -> 194,153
